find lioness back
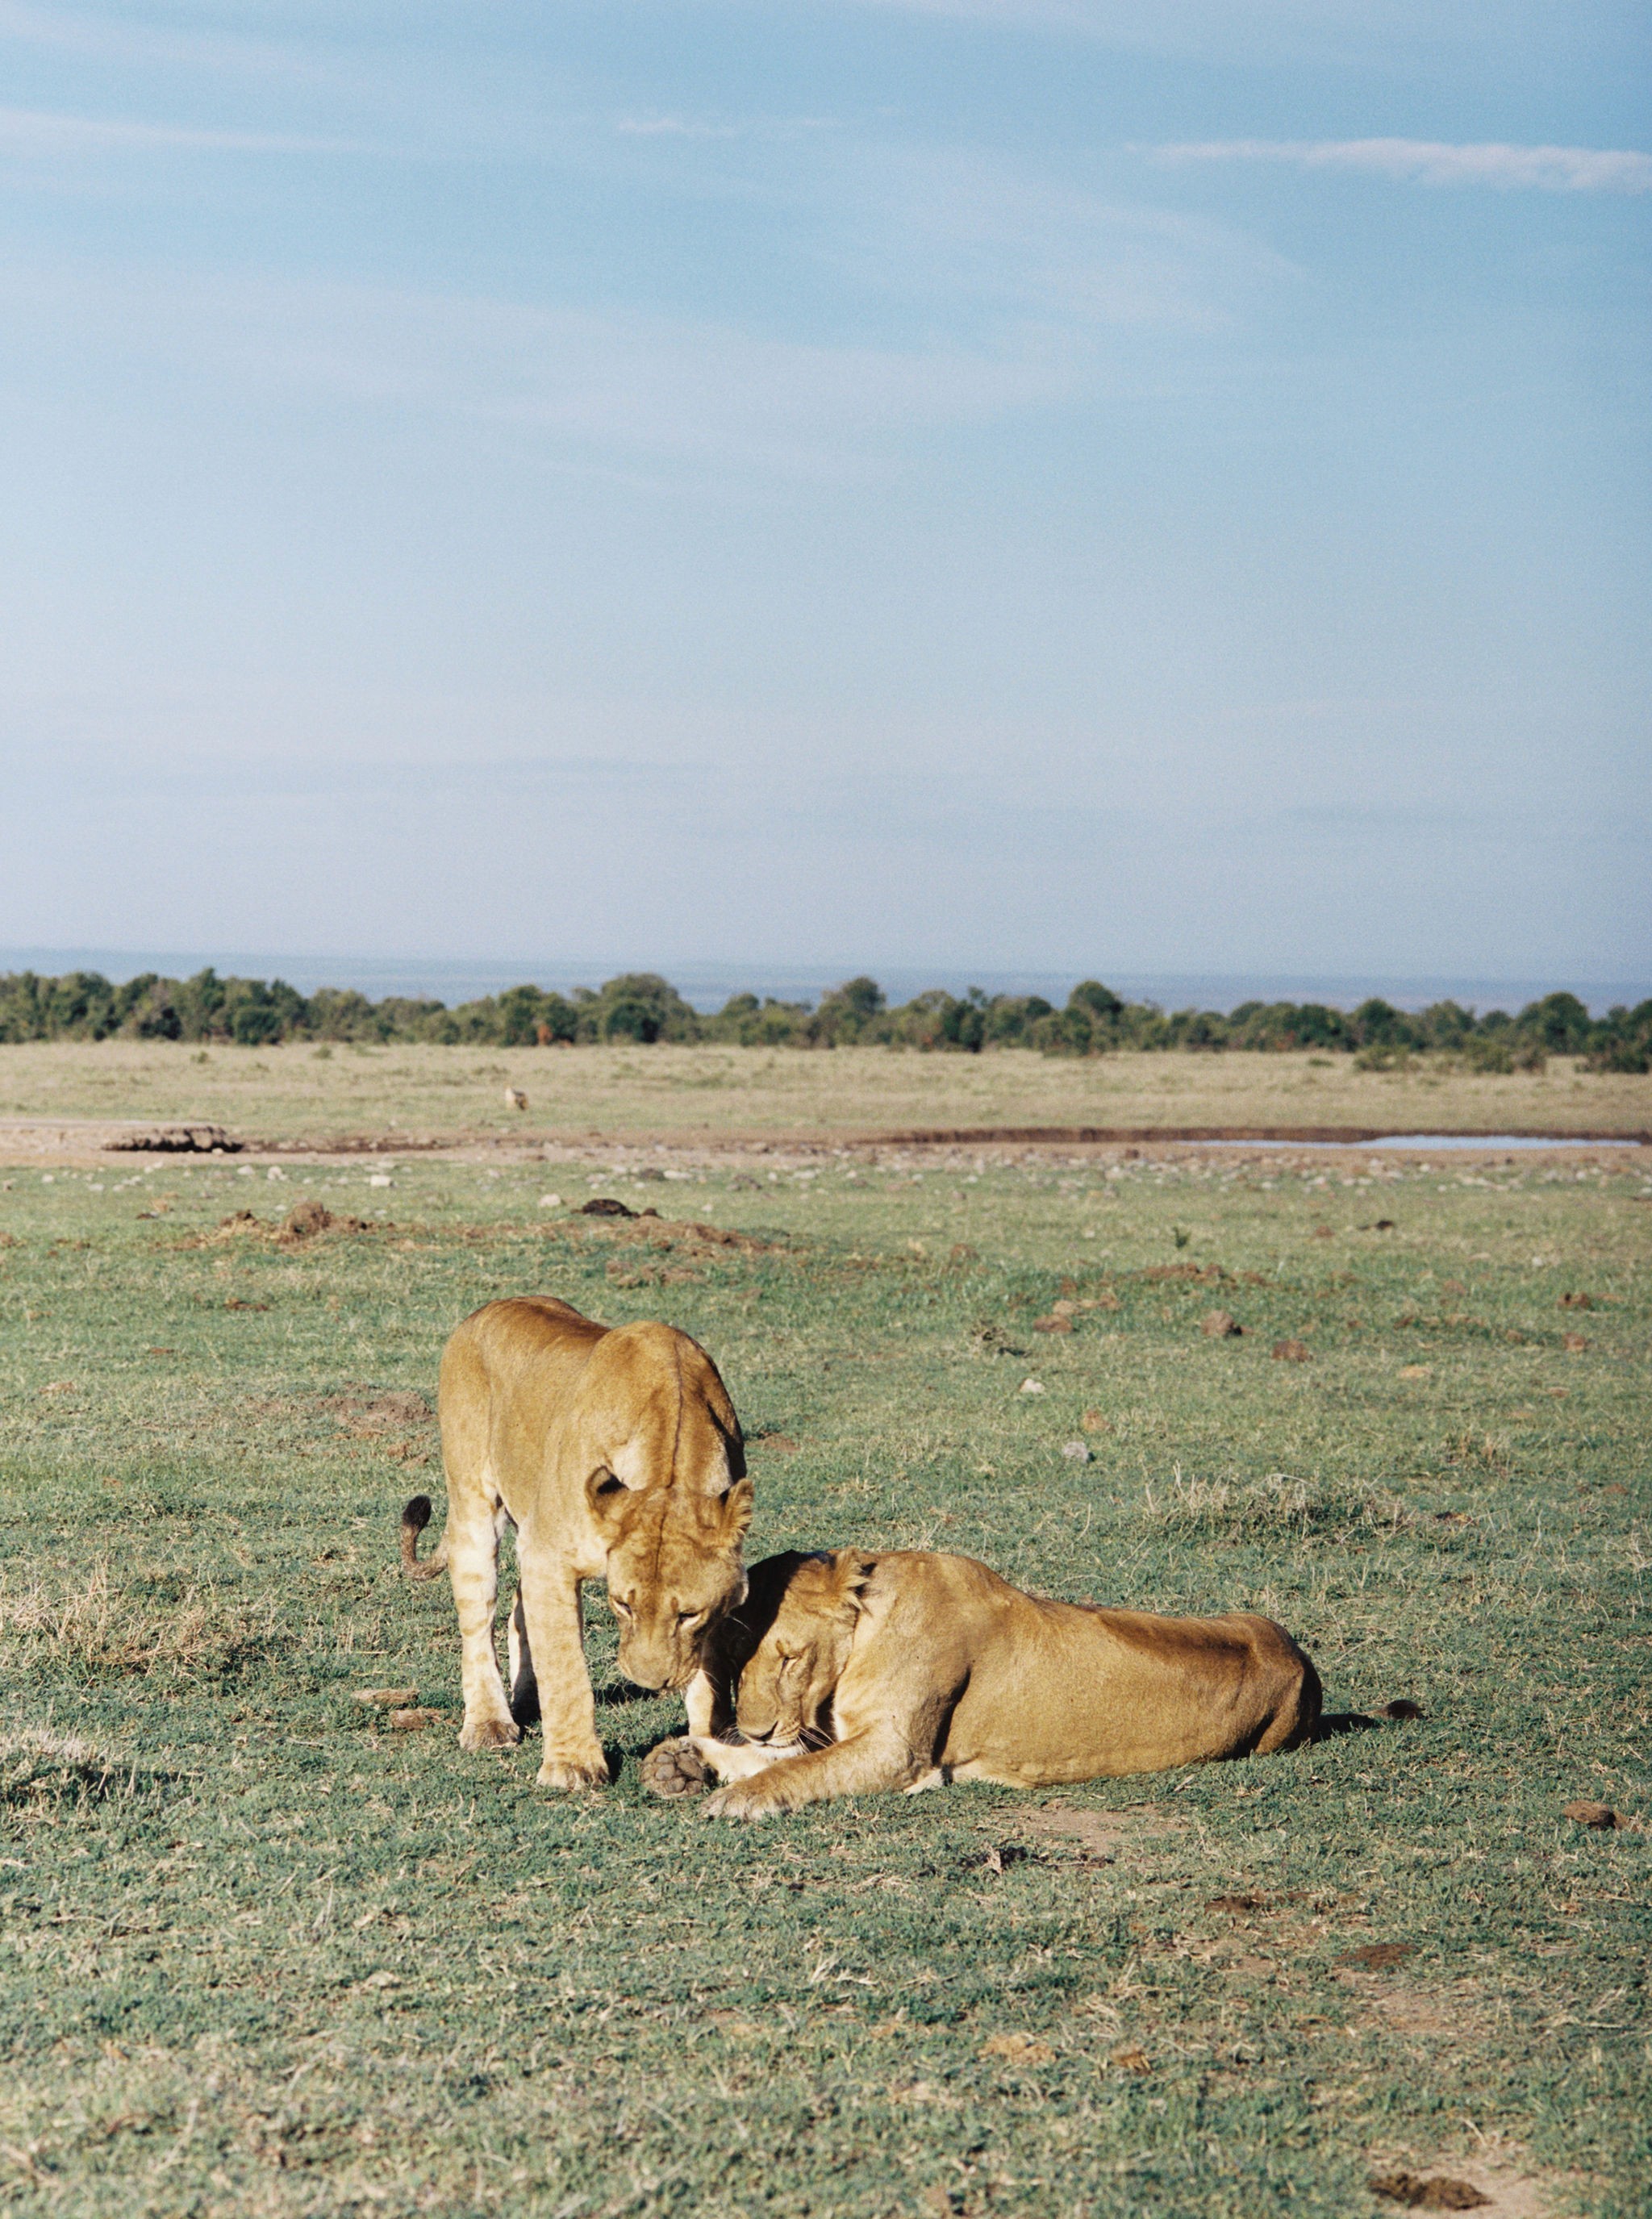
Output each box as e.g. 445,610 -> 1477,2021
877,1554 -> 1320,1783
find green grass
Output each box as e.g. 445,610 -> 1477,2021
1,1149 -> 1648,2216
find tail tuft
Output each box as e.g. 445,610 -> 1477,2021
400,1494 -> 448,1579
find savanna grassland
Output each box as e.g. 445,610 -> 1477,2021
1,1140 -> 1648,2217
1,1038 -> 1649,1148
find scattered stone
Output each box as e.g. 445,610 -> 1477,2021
387,1708 -> 440,1732
1018,1378 -> 1045,1395
1061,1440 -> 1091,1462
1033,1312 -> 1074,1334
1562,1800 -> 1619,1829
1272,1338 -> 1312,1362
1201,1310 -> 1242,1338
353,1687 -> 419,1708
538,1193 -> 563,1208
1398,1364 -> 1431,1379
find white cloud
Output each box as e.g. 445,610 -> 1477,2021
1153,137 -> 1652,193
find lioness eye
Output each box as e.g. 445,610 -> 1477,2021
676,1609 -> 703,1629
611,1596 -> 632,1617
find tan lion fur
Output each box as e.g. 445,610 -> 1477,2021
674,1548 -> 1320,1820
404,1297 -> 750,1790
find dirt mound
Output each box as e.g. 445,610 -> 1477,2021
283,1199 -> 373,1240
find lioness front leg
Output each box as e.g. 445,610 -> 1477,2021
515,1548 -> 608,1790
704,1729 -> 916,1821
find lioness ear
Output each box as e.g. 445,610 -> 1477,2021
836,1550 -> 878,1618
585,1468 -> 630,1529
715,1474 -> 754,1540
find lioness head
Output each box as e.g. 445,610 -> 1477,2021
732,1550 -> 875,1747
578,1321 -> 752,1691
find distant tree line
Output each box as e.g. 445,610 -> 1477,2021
0,966 -> 1647,1071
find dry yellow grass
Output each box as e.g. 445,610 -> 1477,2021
0,1038 -> 1646,1148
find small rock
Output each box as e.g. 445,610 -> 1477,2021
387,1708 -> 441,1733
1032,1313 -> 1074,1334
1200,1310 -> 1242,1338
368,1174 -> 393,1188
353,1687 -> 419,1708
1562,1800 -> 1619,1829
1061,1440 -> 1091,1462
538,1193 -> 563,1209
1019,1379 -> 1045,1395
1272,1338 -> 1312,1362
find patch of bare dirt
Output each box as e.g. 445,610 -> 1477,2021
1366,2151 -> 1558,2217
1016,1804 -> 1179,1865
319,1389 -> 434,1437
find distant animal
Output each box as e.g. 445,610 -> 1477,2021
504,1087 -> 528,1111
641,1548 -> 1320,1819
401,1297 -> 751,1790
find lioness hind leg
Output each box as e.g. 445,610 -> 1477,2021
448,1516 -> 520,1752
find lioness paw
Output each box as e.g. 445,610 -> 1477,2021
640,1737 -> 709,1799
704,1783 -> 778,1822
460,1716 -> 522,1752
536,1751 -> 610,1791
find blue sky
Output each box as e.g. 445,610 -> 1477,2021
2,1 -> 1647,986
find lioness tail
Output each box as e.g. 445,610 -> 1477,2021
400,1494 -> 450,1581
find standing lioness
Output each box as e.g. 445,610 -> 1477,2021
403,1297 -> 750,1790
648,1549 -> 1319,1818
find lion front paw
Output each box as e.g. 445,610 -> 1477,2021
460,1716 -> 523,1752
640,1736 -> 710,1799
703,1781 -> 779,1823
536,1749 -> 610,1791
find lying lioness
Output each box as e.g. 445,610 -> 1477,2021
642,1548 -> 1320,1820
403,1296 -> 750,1791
